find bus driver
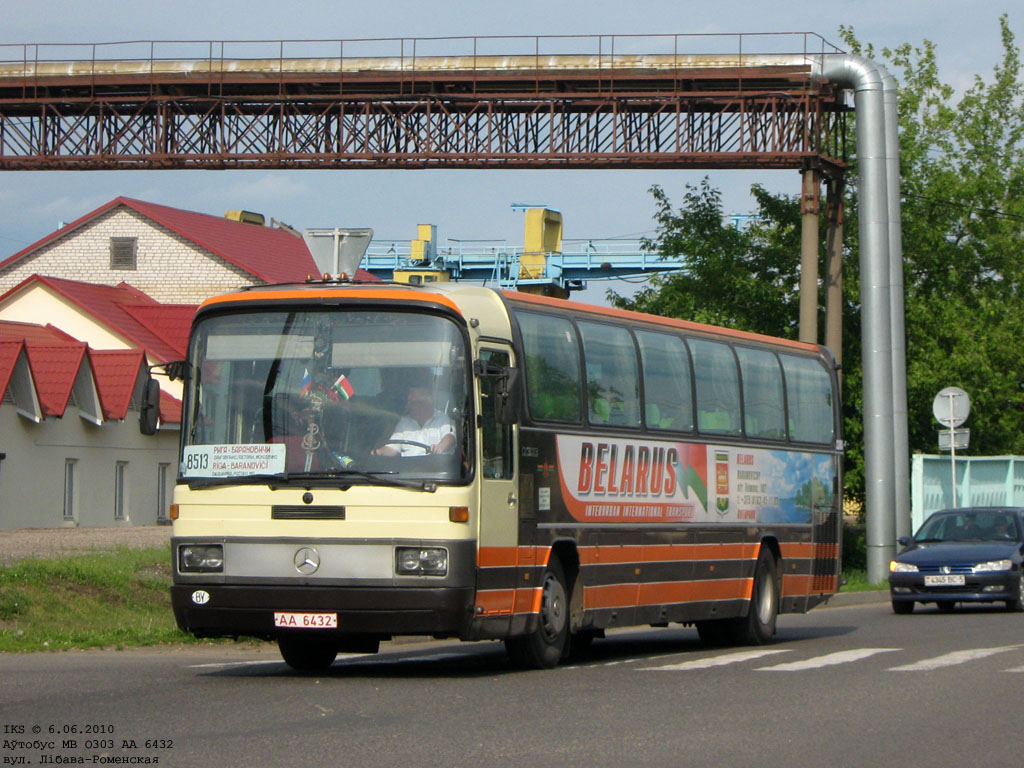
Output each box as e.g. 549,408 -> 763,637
373,386 -> 456,456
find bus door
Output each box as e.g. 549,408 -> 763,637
475,345 -> 520,624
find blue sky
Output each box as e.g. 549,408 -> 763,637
0,1 -> 1016,293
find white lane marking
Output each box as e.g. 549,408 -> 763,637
189,653 -> 365,670
643,649 -> 792,671
189,660 -> 287,670
888,645 -> 1024,672
757,648 -> 901,671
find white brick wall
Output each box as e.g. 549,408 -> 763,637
0,207 -> 258,303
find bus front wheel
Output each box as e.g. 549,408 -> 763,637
505,556 -> 569,669
277,634 -> 338,671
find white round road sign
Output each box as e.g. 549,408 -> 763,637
933,386 -> 970,428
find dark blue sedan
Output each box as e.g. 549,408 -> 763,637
889,507 -> 1024,614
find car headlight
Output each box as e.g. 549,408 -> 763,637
973,559 -> 1012,572
889,561 -> 918,573
396,546 -> 448,576
179,544 -> 224,573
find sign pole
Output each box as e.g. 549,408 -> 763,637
948,394 -> 957,508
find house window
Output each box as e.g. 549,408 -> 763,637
109,237 -> 138,270
157,463 -> 170,521
114,461 -> 129,520
64,459 -> 77,521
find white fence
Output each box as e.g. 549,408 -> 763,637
911,454 -> 1024,532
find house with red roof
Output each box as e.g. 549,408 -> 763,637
0,197 -> 325,303
0,320 -> 180,529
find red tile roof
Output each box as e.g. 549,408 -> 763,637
0,339 -> 27,399
0,321 -> 182,425
89,349 -> 147,420
24,342 -> 89,418
0,320 -> 76,344
0,275 -> 195,362
159,389 -> 183,425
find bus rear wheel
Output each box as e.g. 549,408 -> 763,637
696,547 -> 779,647
277,634 -> 338,671
505,556 -> 569,669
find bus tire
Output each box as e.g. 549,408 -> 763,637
505,555 -> 569,669
739,546 -> 779,644
277,634 -> 338,671
697,547 -> 778,647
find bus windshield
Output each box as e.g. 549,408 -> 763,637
181,309 -> 471,487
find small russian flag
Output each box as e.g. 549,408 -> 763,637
299,369 -> 312,398
330,373 -> 355,400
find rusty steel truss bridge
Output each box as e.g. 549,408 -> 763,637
0,34 -> 848,172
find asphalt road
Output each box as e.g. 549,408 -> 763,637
2,598 -> 1023,768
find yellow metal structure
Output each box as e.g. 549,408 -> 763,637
520,208 -> 562,280
410,223 -> 437,264
393,269 -> 450,284
223,210 -> 266,226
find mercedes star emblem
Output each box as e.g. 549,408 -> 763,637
293,547 -> 321,575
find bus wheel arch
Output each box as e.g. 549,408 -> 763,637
505,546 -> 574,668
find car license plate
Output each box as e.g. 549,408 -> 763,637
924,574 -> 965,586
273,611 -> 338,629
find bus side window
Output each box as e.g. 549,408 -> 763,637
517,311 -> 582,422
636,330 -> 694,432
479,350 -> 514,479
578,321 -> 641,428
735,347 -> 785,440
780,354 -> 835,444
688,338 -> 742,436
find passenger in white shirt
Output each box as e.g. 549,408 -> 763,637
373,386 -> 455,456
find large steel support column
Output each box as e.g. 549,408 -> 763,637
799,168 -> 822,345
820,56 -> 897,584
883,69 -> 911,542
824,175 -> 845,369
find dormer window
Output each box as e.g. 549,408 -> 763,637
109,237 -> 137,270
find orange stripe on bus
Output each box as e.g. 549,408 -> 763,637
201,286 -> 462,314
475,589 -> 516,616
514,587 -> 542,614
476,546 -> 551,569
477,546 -> 518,568
579,542 -> 759,566
586,579 -> 751,610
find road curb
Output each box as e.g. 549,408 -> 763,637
822,589 -> 888,608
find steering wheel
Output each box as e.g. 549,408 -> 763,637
384,439 -> 433,455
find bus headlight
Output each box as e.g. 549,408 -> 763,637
179,544 -> 224,573
396,547 -> 448,576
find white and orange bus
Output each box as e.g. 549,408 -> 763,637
153,279 -> 842,670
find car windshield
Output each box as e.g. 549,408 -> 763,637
181,308 -> 471,487
914,510 -> 1023,543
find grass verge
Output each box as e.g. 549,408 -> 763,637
839,569 -> 887,593
0,545 -> 192,652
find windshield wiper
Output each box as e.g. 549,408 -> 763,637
187,474 -> 284,490
187,469 -> 438,492
267,470 -> 436,492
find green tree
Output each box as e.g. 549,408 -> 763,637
614,15 -> 1024,501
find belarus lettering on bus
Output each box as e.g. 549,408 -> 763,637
154,279 -> 841,672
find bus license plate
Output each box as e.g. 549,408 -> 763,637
924,574 -> 965,587
274,611 -> 338,629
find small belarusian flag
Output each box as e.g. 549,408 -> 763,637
330,373 -> 355,400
